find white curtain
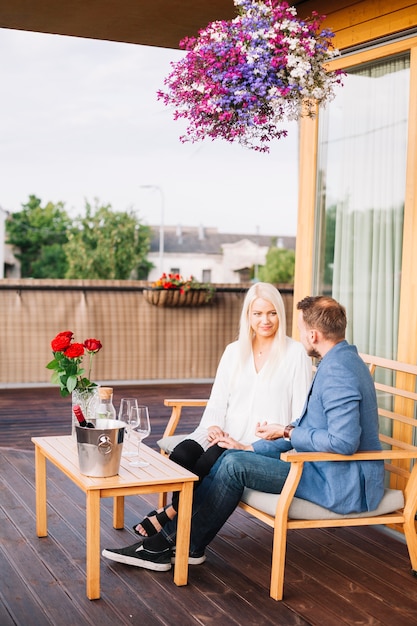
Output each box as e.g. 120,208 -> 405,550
316,54 -> 409,358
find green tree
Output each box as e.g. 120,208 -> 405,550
64,199 -> 152,279
258,247 -> 295,284
31,243 -> 70,278
5,195 -> 70,277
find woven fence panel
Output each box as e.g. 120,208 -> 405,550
0,280 -> 293,385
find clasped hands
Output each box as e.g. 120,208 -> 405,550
207,426 -> 246,450
207,421 -> 286,451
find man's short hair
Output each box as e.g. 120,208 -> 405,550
297,296 -> 347,340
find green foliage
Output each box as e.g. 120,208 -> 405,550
31,243 -> 69,278
64,199 -> 152,279
46,352 -> 84,396
258,246 -> 295,284
6,195 -> 71,277
6,195 -> 152,280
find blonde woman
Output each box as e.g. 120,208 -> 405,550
134,282 -> 312,537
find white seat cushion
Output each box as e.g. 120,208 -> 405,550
158,434 -> 189,454
241,487 -> 404,520
158,435 -> 405,520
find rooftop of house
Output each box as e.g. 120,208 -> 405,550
148,225 -> 295,254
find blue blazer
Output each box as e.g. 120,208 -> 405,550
253,341 -> 385,514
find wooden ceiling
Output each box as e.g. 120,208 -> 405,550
0,0 -> 310,49
0,0 -> 237,49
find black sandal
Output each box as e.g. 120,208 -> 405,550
132,508 -> 171,536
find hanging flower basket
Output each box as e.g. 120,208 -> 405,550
157,0 -> 344,152
143,274 -> 215,307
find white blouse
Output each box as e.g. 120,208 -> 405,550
186,337 -> 312,449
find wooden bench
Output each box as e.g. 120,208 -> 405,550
157,354 -> 417,600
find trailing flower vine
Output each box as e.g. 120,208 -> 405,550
157,0 -> 344,152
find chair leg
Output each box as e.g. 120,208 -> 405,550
158,449 -> 170,510
158,492 -> 168,510
269,462 -> 304,600
403,515 -> 417,573
403,467 -> 417,573
270,517 -> 288,600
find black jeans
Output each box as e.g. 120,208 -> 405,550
169,439 -> 225,511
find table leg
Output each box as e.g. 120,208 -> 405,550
86,490 -> 101,600
113,495 -> 125,529
34,445 -> 48,537
173,481 -> 193,586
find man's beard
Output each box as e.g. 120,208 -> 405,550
308,347 -> 321,359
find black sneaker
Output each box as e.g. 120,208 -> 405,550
102,540 -> 172,571
171,547 -> 206,565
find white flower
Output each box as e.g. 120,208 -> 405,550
286,53 -> 300,68
207,30 -> 228,43
246,53 -> 259,64
290,61 -> 312,79
311,87 -> 325,99
286,20 -> 300,33
189,83 -> 206,94
285,37 -> 299,51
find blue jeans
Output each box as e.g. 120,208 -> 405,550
161,449 -> 290,553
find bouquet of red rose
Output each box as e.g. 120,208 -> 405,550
46,331 -> 102,397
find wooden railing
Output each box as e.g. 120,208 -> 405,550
0,279 -> 294,385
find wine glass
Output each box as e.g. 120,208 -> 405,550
129,405 -> 151,467
119,398 -> 138,457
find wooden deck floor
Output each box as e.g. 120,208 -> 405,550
1,385 -> 417,625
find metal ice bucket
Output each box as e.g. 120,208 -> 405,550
75,419 -> 127,477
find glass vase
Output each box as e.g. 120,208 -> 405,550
71,387 -> 99,437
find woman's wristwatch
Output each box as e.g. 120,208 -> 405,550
283,425 -> 295,441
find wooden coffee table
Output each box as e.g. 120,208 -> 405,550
31,435 -> 198,599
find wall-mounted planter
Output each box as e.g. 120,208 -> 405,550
143,288 -> 213,307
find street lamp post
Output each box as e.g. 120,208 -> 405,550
140,185 -> 164,275
0,206 -> 9,280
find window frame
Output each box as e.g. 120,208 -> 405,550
293,36 -> 417,366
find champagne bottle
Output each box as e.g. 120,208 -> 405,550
73,404 -> 95,428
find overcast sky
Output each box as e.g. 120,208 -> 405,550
0,28 -> 299,236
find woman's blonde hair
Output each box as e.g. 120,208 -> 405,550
237,282 -> 288,371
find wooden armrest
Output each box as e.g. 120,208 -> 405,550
164,399 -> 208,408
162,398 -> 208,439
281,449 -> 417,463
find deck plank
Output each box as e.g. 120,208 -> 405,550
0,384 -> 209,450
1,385 -> 417,625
